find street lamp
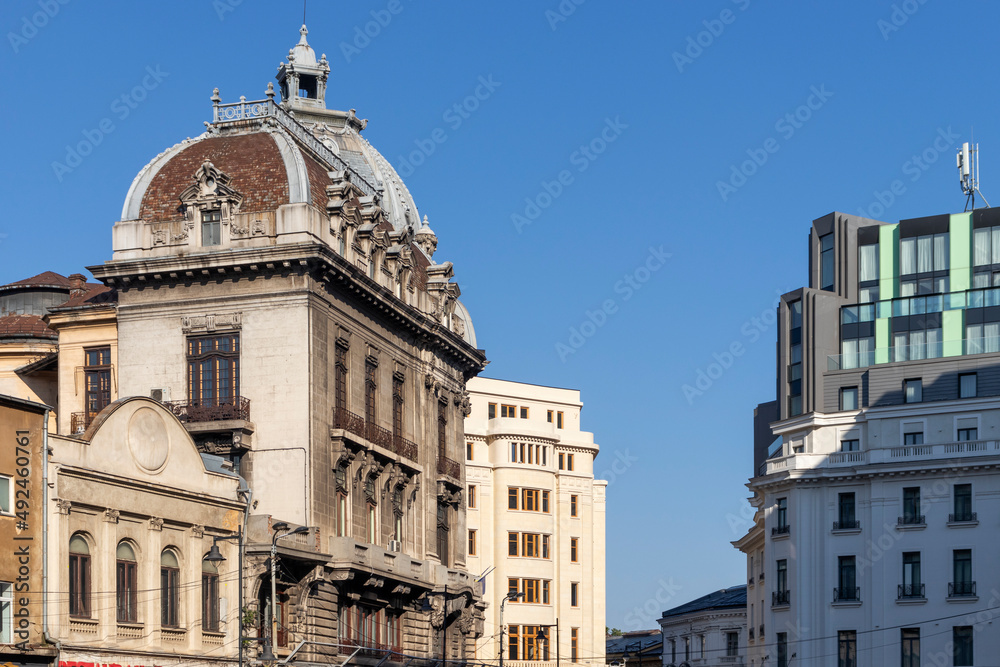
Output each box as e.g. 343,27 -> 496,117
205,528 -> 244,667
269,522 -> 310,654
498,591 -> 523,667
536,620 -> 559,667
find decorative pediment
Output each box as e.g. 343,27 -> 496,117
179,161 -> 244,215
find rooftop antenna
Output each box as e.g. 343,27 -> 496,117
302,0 -> 307,26
958,138 -> 991,211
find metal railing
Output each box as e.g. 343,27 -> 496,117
772,590 -> 790,606
71,411 -> 94,434
833,587 -> 860,602
898,583 -> 925,599
949,512 -> 978,523
165,396 -> 251,423
337,638 -> 402,659
832,520 -> 861,531
212,97 -> 379,197
897,514 -> 926,526
332,406 -> 419,462
949,581 -> 976,597
772,525 -> 790,536
437,456 -> 461,479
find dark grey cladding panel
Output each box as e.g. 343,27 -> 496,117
898,214 -> 949,237
867,356 -> 1000,406
972,208 -> 1000,229
824,370 -> 867,412
857,225 -> 881,245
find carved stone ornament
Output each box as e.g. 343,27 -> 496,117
149,518 -> 164,531
457,605 -> 476,634
429,595 -> 446,629
459,391 -> 472,417
181,312 -> 242,333
192,525 -> 205,539
152,229 -> 167,246
104,509 -> 120,523
178,160 -> 244,215
55,499 -> 72,515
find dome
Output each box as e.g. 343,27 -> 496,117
289,25 -> 317,66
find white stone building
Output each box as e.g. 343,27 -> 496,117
464,377 -> 606,666
657,586 -> 746,667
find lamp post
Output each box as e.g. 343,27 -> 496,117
270,522 -> 310,654
498,592 -> 524,667
536,620 -> 559,667
204,527 -> 244,667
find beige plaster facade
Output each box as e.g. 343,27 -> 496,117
464,377 -> 606,667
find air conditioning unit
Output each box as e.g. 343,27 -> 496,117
387,540 -> 401,553
150,388 -> 170,402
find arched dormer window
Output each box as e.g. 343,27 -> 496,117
69,534 -> 91,618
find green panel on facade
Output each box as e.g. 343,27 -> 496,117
943,310 -> 964,357
950,212 -> 972,293
879,224 -> 899,300
875,317 -> 890,364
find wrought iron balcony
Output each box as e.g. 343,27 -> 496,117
897,514 -> 925,526
772,525 -> 790,536
332,406 -> 419,462
949,581 -> 976,597
772,590 -> 790,607
832,520 -> 861,530
437,455 -> 461,479
949,511 -> 978,523
833,587 -> 860,602
165,396 -> 251,423
898,583 -> 925,599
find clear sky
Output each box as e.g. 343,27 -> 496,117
4,0 -> 1000,633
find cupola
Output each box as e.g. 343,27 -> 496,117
276,25 -> 330,111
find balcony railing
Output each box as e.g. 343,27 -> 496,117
71,411 -> 94,434
772,590 -> 790,607
949,512 -> 978,523
772,525 -> 790,536
833,587 -> 860,602
165,396 -> 251,423
832,520 -> 861,530
338,638 -> 401,659
949,581 -> 976,597
766,440 -> 1000,475
333,406 -> 420,462
897,514 -> 926,527
437,456 -> 461,479
898,583 -> 925,599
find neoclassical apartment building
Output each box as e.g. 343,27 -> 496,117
464,377 -> 606,666
737,209 -> 1000,667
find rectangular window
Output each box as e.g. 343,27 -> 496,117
468,485 -> 476,509
520,406 -> 529,419
542,580 -> 550,605
187,334 -> 240,408
508,532 -> 519,557
570,537 -> 579,562
468,530 -> 476,556
523,489 -> 539,512
838,630 -> 856,667
776,497 -> 788,529
202,569 -> 219,631
547,410 -> 553,423
542,534 -> 550,559
726,632 -> 738,657
501,404 -> 516,418
509,624 -> 520,660
777,632 -> 788,667
570,494 -> 579,517
558,453 -> 565,470
571,582 -> 579,607
840,386 -> 858,411
567,454 -> 574,471
957,427 -> 978,441
542,490 -> 550,513
466,442 -> 473,460
488,403 -> 496,419
0,476 -> 9,514
523,579 -> 540,604
838,492 -> 856,528
571,628 -> 578,662
959,373 -> 977,398
902,552 -> 921,597
820,233 -> 835,291
508,578 -> 519,600
508,488 -> 519,510
84,346 -> 112,424
954,626 -> 973,666
69,545 -> 91,618
0,582 -> 11,644
904,378 -> 922,403
903,487 -> 922,524
903,432 -> 923,446
901,628 -> 919,667
116,560 -> 137,623
953,549 -> 973,595
954,484 -> 973,522
202,209 -> 221,246
837,556 -> 857,600
776,559 -> 788,595
511,442 -> 517,462
840,439 -> 860,452
557,411 -> 564,429
523,533 -> 540,558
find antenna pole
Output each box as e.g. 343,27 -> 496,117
303,0 -> 307,25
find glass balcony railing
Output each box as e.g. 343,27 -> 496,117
828,337 -> 1000,370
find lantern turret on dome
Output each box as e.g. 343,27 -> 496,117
276,25 -> 330,113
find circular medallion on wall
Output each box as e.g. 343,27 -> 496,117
128,407 -> 170,473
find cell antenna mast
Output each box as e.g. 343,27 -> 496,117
958,141 -> 991,211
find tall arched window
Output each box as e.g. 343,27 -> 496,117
69,534 -> 91,618
161,549 -> 180,628
116,542 -> 137,623
202,556 -> 219,631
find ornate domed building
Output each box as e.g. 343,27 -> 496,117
85,25 -> 487,663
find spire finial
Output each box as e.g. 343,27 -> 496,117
298,24 -> 309,46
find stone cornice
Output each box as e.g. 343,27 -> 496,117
88,242 -> 487,377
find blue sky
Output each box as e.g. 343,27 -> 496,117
4,0 -> 1000,632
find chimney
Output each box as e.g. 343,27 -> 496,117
68,273 -> 87,298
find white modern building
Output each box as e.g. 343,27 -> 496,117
736,210 -> 1000,667
464,377 -> 607,666
657,586 -> 746,667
